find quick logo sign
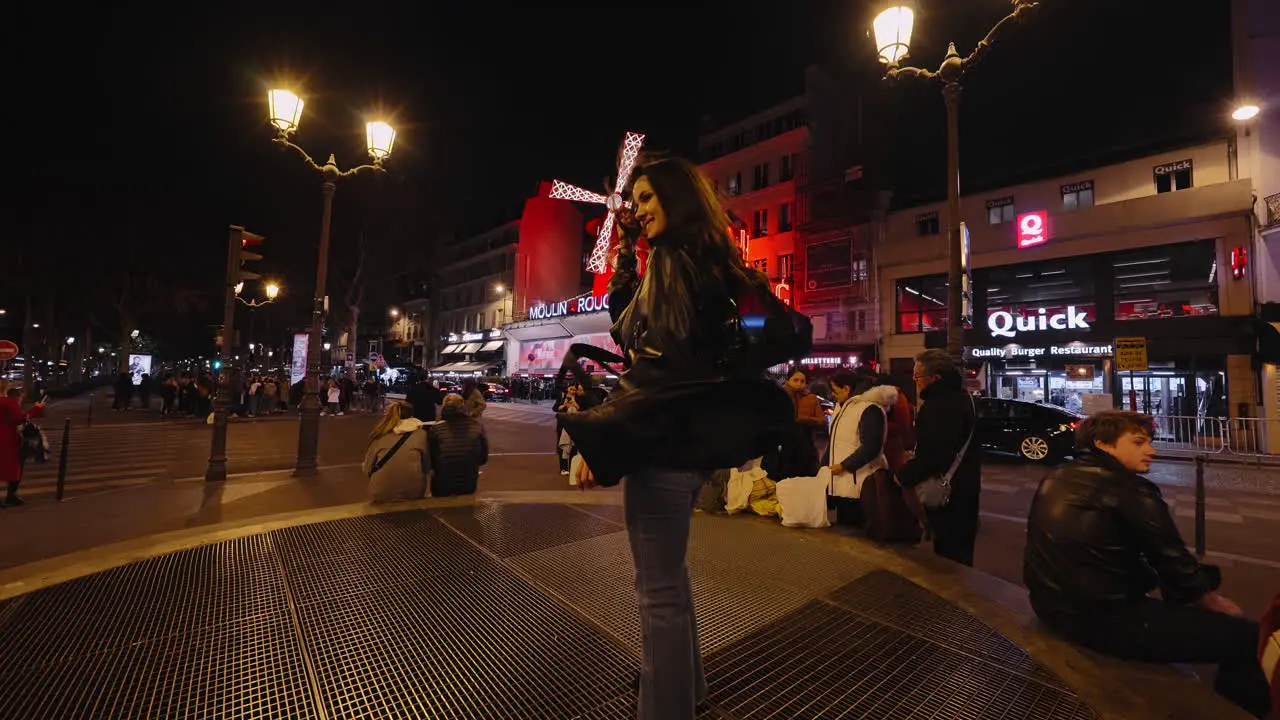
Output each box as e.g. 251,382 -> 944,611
988,305 -> 1090,338
1016,210 -> 1048,249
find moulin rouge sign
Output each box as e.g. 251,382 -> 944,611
527,293 -> 610,320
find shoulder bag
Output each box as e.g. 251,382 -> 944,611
913,394 -> 975,509
368,432 -> 414,477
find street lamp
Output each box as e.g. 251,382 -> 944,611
874,1 -> 1039,359
267,87 -> 397,475
235,280 -> 282,308
1232,104 -> 1261,122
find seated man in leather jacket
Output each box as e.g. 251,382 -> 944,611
1024,410 -> 1270,718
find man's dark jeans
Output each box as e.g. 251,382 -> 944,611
1038,597 -> 1271,718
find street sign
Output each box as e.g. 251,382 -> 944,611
0,340 -> 18,361
1114,337 -> 1148,372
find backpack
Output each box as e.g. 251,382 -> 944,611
20,422 -> 49,464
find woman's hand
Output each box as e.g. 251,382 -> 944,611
828,464 -> 846,475
575,459 -> 598,490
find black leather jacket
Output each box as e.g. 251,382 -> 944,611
1024,450 -> 1215,619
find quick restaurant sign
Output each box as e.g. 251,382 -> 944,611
987,305 -> 1091,338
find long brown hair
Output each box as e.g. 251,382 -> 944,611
616,156 -> 765,350
367,401 -> 413,448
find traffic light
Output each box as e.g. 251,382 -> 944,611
230,227 -> 265,286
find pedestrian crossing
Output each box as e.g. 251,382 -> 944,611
16,422 -> 305,499
481,403 -> 556,427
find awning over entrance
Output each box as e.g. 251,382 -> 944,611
440,344 -> 464,354
458,343 -> 483,353
479,340 -> 504,352
428,361 -> 493,374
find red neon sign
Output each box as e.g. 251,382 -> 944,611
1232,246 -> 1248,279
773,281 -> 792,306
1016,210 -> 1048,249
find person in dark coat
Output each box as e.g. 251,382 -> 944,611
405,375 -> 440,423
427,394 -> 488,496
1024,411 -> 1269,718
896,349 -> 981,566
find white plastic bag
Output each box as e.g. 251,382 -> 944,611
776,468 -> 832,528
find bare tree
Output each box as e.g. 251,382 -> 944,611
339,232 -> 371,382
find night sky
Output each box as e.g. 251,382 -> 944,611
3,0 -> 1233,355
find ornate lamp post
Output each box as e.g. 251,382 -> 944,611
874,1 -> 1038,359
267,89 -> 396,475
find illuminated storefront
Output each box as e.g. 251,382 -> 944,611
431,328 -> 505,377
501,291 -> 618,378
894,239 -> 1246,417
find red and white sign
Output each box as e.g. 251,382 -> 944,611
1016,210 -> 1048,249
0,340 -> 17,361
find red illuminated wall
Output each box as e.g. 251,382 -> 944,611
518,182 -> 587,312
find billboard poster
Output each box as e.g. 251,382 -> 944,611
290,333 -> 309,387
127,354 -> 152,386
515,333 -> 622,374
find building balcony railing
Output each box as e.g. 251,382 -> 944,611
1265,193 -> 1280,228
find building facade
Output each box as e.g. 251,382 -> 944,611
879,141 -> 1258,427
433,182 -> 586,378
698,96 -> 808,308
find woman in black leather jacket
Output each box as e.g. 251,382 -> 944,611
573,156 -> 792,720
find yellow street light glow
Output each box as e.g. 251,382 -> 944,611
366,121 -> 396,160
873,6 -> 914,65
1233,104 -> 1260,121
269,89 -> 304,133
265,283 -> 281,300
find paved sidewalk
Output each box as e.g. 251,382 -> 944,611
0,487 -> 1249,719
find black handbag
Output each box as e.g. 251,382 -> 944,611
558,277 -> 812,488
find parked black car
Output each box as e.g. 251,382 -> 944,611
975,397 -> 1081,463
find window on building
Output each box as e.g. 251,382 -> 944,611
727,172 -> 741,196
780,154 -> 796,182
1154,159 -> 1193,194
1113,239 -> 1218,320
752,163 -> 771,191
475,312 -> 484,330
1061,181 -> 1094,210
753,208 -> 769,238
853,257 -> 869,281
986,196 -> 1015,224
895,275 -> 949,333
778,253 -> 794,281
975,255 -> 1098,329
752,258 -> 769,276
915,211 -> 940,236
779,202 -> 792,232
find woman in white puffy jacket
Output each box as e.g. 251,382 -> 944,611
825,370 -> 899,526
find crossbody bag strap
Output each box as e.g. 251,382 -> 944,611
941,394 -> 976,485
369,432 -> 414,476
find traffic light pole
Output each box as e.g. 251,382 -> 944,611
206,226 -> 245,483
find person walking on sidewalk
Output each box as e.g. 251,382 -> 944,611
0,381 -> 45,508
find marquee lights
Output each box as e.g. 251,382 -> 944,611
547,131 -> 646,274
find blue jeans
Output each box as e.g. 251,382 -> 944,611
625,468 -> 709,720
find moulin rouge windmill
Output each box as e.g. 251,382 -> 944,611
547,131 -> 646,275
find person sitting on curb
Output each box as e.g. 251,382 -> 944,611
1024,409 -> 1270,718
428,394 -> 488,497
362,401 -> 431,503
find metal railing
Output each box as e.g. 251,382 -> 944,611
1150,414 -> 1280,460
1264,192 -> 1280,228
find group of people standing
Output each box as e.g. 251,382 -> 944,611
770,349 -> 981,567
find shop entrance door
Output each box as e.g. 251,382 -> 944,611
1120,372 -> 1195,440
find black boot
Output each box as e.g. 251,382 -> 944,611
3,482 -> 23,507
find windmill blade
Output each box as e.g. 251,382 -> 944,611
549,180 -> 607,205
615,132 -> 646,192
587,212 -> 616,274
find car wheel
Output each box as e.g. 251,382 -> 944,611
1018,435 -> 1053,463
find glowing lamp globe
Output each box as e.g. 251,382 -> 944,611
366,121 -> 396,161
268,89 -> 304,133
1233,104 -> 1260,121
265,283 -> 280,300
873,6 -> 914,65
